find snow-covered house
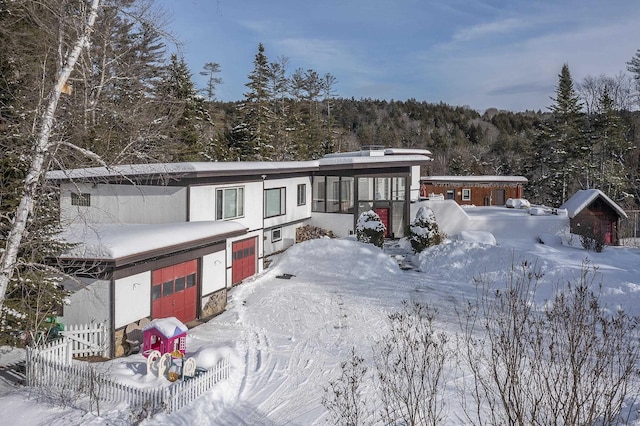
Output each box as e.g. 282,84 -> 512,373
560,189 -> 627,245
420,175 -> 527,206
47,148 -> 431,357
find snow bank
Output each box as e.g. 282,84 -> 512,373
506,198 -> 531,209
268,238 -> 401,281
454,230 -> 497,245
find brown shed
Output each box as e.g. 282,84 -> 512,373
420,175 -> 527,206
560,189 -> 627,246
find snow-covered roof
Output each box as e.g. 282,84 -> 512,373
318,154 -> 431,167
143,316 -> 188,338
46,152 -> 431,182
323,147 -> 432,158
58,221 -> 246,265
421,175 -> 528,183
560,189 -> 628,219
46,161 -> 317,181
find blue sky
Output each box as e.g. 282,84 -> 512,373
155,0 -> 640,112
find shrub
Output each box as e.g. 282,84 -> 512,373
355,210 -> 385,248
406,206 -> 445,253
579,223 -> 605,252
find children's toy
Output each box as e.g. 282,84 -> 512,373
142,317 -> 187,357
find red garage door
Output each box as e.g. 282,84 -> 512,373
151,260 -> 198,324
232,237 -> 257,285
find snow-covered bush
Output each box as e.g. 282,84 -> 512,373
406,206 -> 445,253
355,210 -> 385,248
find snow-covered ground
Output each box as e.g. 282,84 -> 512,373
1,210 -> 640,425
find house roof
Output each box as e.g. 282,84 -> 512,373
421,175 -> 528,184
58,221 -> 247,266
46,152 -> 432,183
560,189 -> 628,219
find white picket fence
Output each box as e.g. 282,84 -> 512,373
25,322 -> 231,415
60,322 -> 108,358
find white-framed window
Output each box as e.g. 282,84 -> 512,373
271,227 -> 282,242
264,187 -> 286,218
462,188 -> 471,201
297,183 -> 306,206
71,192 -> 91,207
216,187 -> 244,220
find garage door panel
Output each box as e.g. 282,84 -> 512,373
151,260 -> 198,323
232,237 -> 256,285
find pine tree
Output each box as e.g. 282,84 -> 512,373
200,62 -> 223,101
230,43 -> 275,160
590,86 -> 631,198
532,64 -> 586,206
156,54 -> 216,161
627,49 -> 640,108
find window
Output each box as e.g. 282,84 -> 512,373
391,177 -> 406,201
462,188 -> 471,201
297,184 -> 306,206
71,192 -> 91,207
216,187 -> 244,220
174,277 -> 185,292
264,187 -> 286,218
313,178 -> 325,212
186,273 -> 196,288
272,227 -> 282,242
326,176 -> 340,213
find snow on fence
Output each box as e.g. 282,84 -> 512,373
60,322 -> 108,358
26,344 -> 231,415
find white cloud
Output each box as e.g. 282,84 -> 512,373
452,18 -> 528,42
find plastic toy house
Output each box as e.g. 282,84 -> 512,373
142,317 -> 188,357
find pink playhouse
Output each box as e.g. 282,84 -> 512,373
142,317 -> 188,357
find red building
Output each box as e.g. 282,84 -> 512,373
560,189 -> 627,246
420,176 -> 527,206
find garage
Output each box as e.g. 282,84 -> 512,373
232,237 -> 257,285
151,260 -> 198,324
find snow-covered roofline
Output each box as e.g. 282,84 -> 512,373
421,175 -> 528,183
46,151 -> 431,182
58,221 -> 247,265
560,189 -> 628,219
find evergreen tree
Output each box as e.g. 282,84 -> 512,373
200,61 -> 223,101
627,49 -> 640,108
156,54 -> 216,161
590,86 -> 631,197
531,64 -> 586,206
230,43 -> 275,160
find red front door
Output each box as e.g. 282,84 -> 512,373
232,237 -> 257,285
151,260 -> 198,323
375,207 -> 391,237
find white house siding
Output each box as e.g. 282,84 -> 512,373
309,213 -> 354,238
410,166 -> 422,201
189,182 -> 263,232
263,177 -> 312,228
60,278 -> 110,327
263,222 -> 304,255
201,251 -> 226,295
114,271 -> 151,329
59,183 -> 187,225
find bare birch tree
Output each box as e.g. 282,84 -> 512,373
0,0 -> 102,312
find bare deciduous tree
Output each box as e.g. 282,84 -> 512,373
0,0 -> 102,314
373,301 -> 449,426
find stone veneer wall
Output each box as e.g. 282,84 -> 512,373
201,288 -> 227,318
